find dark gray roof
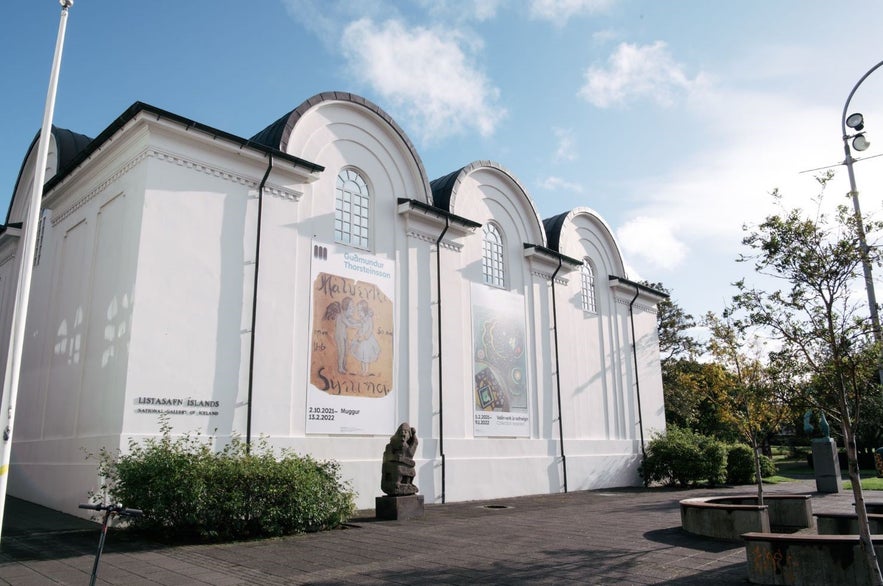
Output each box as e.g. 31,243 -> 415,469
53,126 -> 93,171
7,102 -> 324,225
429,168 -> 464,211
249,110 -> 291,150
542,212 -> 569,252
7,125 -> 93,224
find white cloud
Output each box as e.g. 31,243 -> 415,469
579,41 -> 708,108
469,0 -> 503,21
553,127 -> 577,162
616,216 -> 688,271
341,19 -> 506,141
591,29 -> 620,44
417,0 -> 503,22
282,0 -> 394,48
537,176 -> 584,193
529,0 -> 616,27
611,81 -> 883,310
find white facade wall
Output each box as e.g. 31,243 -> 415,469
0,95 -> 666,515
5,125 -> 150,510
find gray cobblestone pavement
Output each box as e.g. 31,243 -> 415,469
0,479 -> 858,585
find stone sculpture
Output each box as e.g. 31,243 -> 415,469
380,422 -> 419,496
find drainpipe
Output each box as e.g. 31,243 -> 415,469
550,257 -> 567,493
628,284 -> 647,482
246,154 -> 273,453
435,216 -> 450,503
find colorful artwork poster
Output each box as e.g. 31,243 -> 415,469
307,243 -> 395,435
471,284 -> 530,437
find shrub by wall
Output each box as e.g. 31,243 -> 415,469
641,427 -> 728,487
92,421 -> 356,542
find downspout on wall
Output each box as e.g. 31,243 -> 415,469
523,244 -> 580,493
550,257 -> 567,493
628,284 -> 646,475
246,154 -> 273,452
395,198 -> 480,505
435,216 -> 450,504
608,276 -> 668,484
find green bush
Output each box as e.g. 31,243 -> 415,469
760,453 -> 777,478
91,420 -> 356,542
641,426 -> 728,487
726,444 -> 778,484
726,444 -> 755,484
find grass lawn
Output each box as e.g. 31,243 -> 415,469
844,476 -> 883,491
765,448 -> 883,489
762,475 -> 796,484
764,451 -> 813,483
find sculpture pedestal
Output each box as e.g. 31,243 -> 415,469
812,438 -> 842,493
376,494 -> 424,521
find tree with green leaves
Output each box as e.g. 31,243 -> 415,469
644,283 -> 709,429
703,312 -> 796,504
648,282 -> 702,364
733,184 -> 883,584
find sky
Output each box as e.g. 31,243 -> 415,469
3,0 -> 883,322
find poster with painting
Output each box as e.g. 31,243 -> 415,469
471,283 -> 530,437
306,242 -> 395,434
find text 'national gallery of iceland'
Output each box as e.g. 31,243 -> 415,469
1,92 -> 667,514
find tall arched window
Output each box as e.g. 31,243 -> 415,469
335,168 -> 370,249
482,223 -> 505,287
581,259 -> 597,313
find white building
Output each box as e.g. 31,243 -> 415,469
1,93 -> 666,514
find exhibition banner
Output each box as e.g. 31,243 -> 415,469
471,284 -> 530,437
306,243 -> 395,434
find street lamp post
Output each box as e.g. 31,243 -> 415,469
0,0 -> 73,544
841,59 -> 883,386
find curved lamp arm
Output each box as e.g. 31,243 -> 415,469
842,59 -> 883,137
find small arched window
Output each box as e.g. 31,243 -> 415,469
581,259 -> 597,313
335,168 -> 370,249
482,223 -> 505,287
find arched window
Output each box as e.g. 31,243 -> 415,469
482,223 -> 505,287
581,259 -> 597,313
335,168 -> 370,249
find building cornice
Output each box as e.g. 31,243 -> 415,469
397,199 -> 478,252
51,147 -> 302,226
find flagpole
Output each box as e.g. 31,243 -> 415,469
0,0 -> 74,543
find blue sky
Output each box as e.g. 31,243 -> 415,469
4,0 -> 883,321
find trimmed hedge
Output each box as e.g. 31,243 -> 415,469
92,421 -> 355,542
641,427 -> 728,487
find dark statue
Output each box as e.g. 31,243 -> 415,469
803,409 -> 831,438
381,423 -> 419,496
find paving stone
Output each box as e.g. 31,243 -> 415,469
0,480 -> 861,585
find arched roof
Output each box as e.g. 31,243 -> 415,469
251,91 -> 432,201
429,168 -> 461,211
53,126 -> 94,170
7,125 -> 93,224
542,212 -> 568,251
543,206 -> 626,275
430,160 -> 546,246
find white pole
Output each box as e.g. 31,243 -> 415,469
0,0 -> 73,544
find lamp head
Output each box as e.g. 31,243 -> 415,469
853,133 -> 871,152
847,112 -> 865,131
60,0 -> 73,7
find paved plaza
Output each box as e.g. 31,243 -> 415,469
0,479 -> 857,585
